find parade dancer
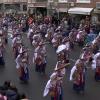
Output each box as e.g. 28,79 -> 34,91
32,32 -> 41,48
33,41 -> 47,74
15,47 -> 29,83
12,35 -> 22,59
62,37 -> 71,58
45,24 -> 54,42
70,60 -> 86,94
92,52 -> 100,81
54,61 -> 66,81
52,32 -> 62,50
0,30 -> 5,48
27,26 -> 34,45
91,36 -> 100,54
43,72 -> 63,100
80,45 -> 93,64
69,29 -> 77,49
56,44 -> 69,64
76,30 -> 86,47
2,26 -> 8,44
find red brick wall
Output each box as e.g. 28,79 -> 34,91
28,0 -> 100,8
75,0 -> 100,8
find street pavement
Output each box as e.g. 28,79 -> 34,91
0,31 -> 100,100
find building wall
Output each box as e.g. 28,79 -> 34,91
0,0 -> 99,14
0,0 -> 27,3
0,0 -> 27,13
75,0 -> 100,8
28,0 -> 36,3
0,0 -> 99,8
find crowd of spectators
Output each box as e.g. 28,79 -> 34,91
0,81 -> 28,100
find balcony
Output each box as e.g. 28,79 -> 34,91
3,0 -> 27,4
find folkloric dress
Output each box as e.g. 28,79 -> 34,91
70,62 -> 86,93
43,72 -> 63,100
16,51 -> 29,82
33,44 -> 46,74
92,52 -> 100,81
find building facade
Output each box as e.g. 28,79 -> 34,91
74,0 -> 100,23
0,0 -> 100,22
0,0 -> 27,13
27,0 -> 100,14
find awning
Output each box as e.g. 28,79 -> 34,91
68,7 -> 93,15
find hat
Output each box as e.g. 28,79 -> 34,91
56,44 -> 66,54
78,31 -> 83,34
33,34 -> 40,40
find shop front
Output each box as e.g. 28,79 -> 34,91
68,7 -> 93,27
3,2 -> 27,14
28,2 -> 47,17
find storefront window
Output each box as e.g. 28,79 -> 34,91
5,4 -> 20,11
23,5 -> 27,11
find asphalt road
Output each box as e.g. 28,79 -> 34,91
0,31 -> 100,100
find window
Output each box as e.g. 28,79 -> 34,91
76,0 -> 90,3
23,5 -> 27,11
5,4 -> 20,10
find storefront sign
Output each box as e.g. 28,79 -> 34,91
77,0 -> 90,3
